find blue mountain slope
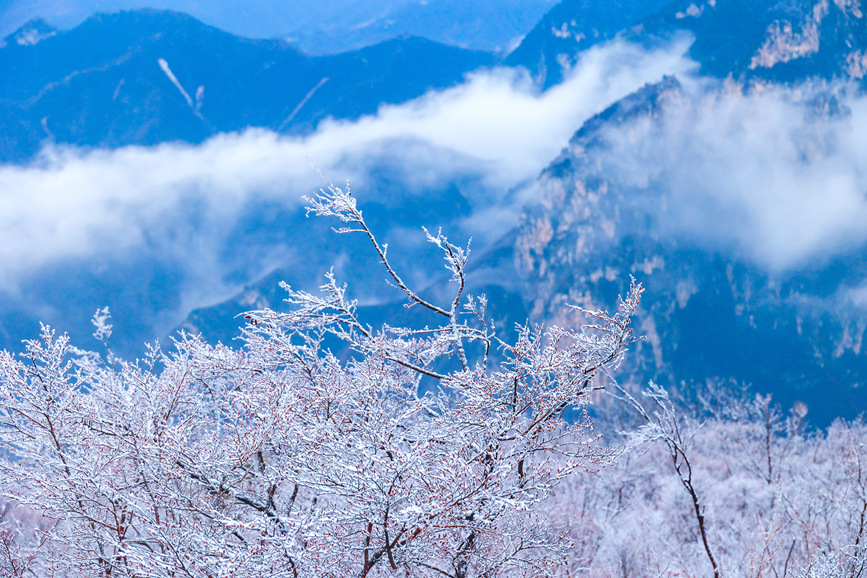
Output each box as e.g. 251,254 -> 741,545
0,10 -> 496,162
500,1 -> 867,425
506,0 -> 674,88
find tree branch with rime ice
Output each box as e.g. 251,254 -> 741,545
0,178 -> 642,577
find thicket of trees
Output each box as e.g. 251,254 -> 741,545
0,184 -> 864,577
549,387 -> 866,577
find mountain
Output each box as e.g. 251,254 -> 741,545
506,0 -> 674,88
284,0 -> 557,55
508,0 -> 867,87
0,10 -> 496,163
509,76 -> 867,425
0,0 -> 412,44
499,0 -> 867,426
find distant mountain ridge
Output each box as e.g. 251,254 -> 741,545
5,1 -> 866,165
283,0 -> 558,55
1,0 -> 556,55
506,0 -> 674,88
0,9 -> 496,163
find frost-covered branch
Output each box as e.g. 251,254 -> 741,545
0,184 -> 643,577
612,381 -> 720,578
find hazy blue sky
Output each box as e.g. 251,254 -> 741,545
1,0 -> 555,53
1,0 -> 401,38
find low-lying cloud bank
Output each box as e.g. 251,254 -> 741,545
0,38 -> 692,301
7,30 -> 867,347
601,81 -> 867,272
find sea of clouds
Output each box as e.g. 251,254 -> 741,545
0,38 -> 691,344
3,31 -> 867,350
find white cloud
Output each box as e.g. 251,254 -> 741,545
0,37 -> 693,305
599,81 -> 867,271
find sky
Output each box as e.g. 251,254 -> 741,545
0,0 -> 394,39
0,0 -> 556,53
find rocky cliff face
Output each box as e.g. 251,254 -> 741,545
642,0 -> 867,82
506,0 -> 673,88
513,75 -> 867,424
509,0 -> 867,87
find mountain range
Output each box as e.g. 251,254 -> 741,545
512,75 -> 867,425
1,0 -> 557,55
0,10 -> 495,163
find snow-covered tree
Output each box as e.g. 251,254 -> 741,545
536,382 -> 867,577
0,181 -> 641,577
